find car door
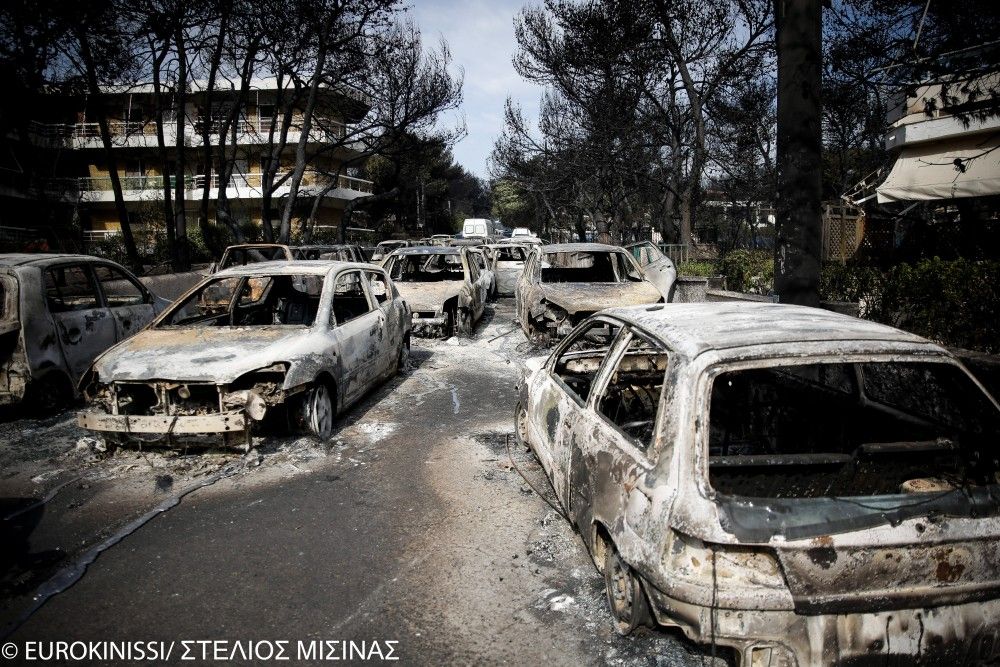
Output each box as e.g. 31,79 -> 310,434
626,242 -> 676,301
364,269 -> 402,378
92,263 -> 158,341
528,318 -> 624,507
329,269 -> 381,404
462,251 -> 485,320
43,263 -> 117,380
568,328 -> 670,548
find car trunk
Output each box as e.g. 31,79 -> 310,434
706,358 -> 1000,613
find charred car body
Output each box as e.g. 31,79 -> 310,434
382,246 -> 487,338
0,254 -> 168,410
77,261 -> 410,446
515,243 -> 662,344
485,243 -> 528,297
517,302 -> 1000,665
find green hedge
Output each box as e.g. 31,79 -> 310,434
679,250 -> 999,352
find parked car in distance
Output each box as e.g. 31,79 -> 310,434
77,261 -> 410,447
462,218 -> 493,240
293,245 -> 366,262
382,246 -> 488,337
214,244 -> 296,273
515,243 -> 661,344
0,254 -> 169,411
485,243 -> 528,297
517,302 -> 1000,666
626,241 -> 677,302
370,240 -> 411,263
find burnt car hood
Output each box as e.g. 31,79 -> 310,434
394,281 -> 465,312
541,281 -> 661,314
92,327 -> 306,383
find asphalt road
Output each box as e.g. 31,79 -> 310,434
1,301 -> 717,665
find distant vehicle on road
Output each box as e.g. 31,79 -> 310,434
462,218 -> 494,240
382,246 -> 488,338
517,302 -> 1000,665
370,240 -> 411,263
0,254 -> 169,411
78,261 -> 410,447
484,243 -> 528,297
515,243 -> 661,343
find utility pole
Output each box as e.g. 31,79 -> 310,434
774,0 -> 823,306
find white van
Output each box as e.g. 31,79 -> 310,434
462,218 -> 493,239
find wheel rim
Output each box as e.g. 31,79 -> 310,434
515,402 -> 529,445
609,552 -> 633,616
309,385 -> 333,439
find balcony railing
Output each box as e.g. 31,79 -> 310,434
77,171 -> 373,195
29,116 -> 350,144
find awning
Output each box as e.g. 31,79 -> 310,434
876,133 -> 1000,203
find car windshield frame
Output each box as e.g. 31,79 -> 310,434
383,252 -> 467,283
155,272 -> 329,329
540,249 -> 643,284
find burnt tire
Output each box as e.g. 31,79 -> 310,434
603,541 -> 651,635
395,336 -> 410,374
456,308 -> 472,336
514,400 -> 531,450
294,383 -> 334,441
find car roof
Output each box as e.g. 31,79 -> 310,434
392,246 -> 461,255
0,253 -> 118,268
603,301 -> 938,360
540,242 -> 623,253
213,260 -> 378,276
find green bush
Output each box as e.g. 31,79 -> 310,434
676,260 -> 717,277
717,249 -> 774,294
821,258 -> 1000,353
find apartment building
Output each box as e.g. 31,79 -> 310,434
0,78 -> 375,248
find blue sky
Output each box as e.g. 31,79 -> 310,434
408,0 -> 542,179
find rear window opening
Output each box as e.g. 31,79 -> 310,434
708,361 -> 1000,499
385,254 -> 464,282
541,251 -> 641,283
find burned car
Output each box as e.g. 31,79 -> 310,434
515,243 -> 662,344
485,243 -> 528,297
294,244 -> 366,262
382,246 -> 487,338
77,261 -> 410,446
370,240 -> 411,263
516,302 -> 1000,665
214,243 -> 295,273
0,254 -> 168,411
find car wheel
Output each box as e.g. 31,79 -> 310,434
514,400 -> 531,450
297,383 -> 334,440
604,541 -> 651,635
396,335 -> 410,374
456,308 -> 472,336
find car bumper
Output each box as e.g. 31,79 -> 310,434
411,312 -> 448,337
646,587 -> 1000,665
77,410 -> 248,434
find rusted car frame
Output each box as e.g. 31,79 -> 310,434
485,243 -> 528,297
517,302 -> 1000,665
0,254 -> 168,411
77,261 -> 410,447
514,243 -> 662,345
382,246 -> 487,338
